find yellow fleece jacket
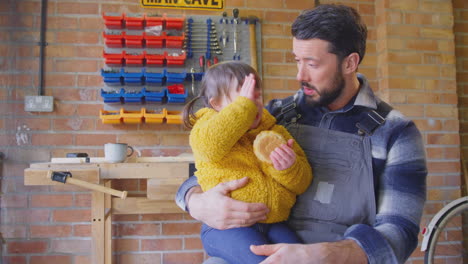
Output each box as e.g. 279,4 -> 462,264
190,96 -> 312,223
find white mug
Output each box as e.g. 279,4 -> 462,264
104,143 -> 134,163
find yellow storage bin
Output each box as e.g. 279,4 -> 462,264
121,108 -> 144,124
100,109 -> 122,124
144,108 -> 166,124
166,110 -> 183,124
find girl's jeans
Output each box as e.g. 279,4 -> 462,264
201,222 -> 301,264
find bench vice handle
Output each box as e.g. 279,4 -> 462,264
48,171 -> 128,199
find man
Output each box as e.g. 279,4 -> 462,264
176,4 -> 427,264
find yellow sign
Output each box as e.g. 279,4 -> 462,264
141,0 -> 224,10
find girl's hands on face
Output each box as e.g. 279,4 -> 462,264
239,74 -> 257,102
270,139 -> 297,171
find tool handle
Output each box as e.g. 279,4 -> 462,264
249,23 -> 258,71
48,171 -> 128,199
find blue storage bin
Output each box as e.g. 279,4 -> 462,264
166,71 -> 187,84
122,88 -> 144,103
143,87 -> 167,103
185,72 -> 204,81
101,68 -> 122,86
101,88 -> 123,104
122,69 -> 144,85
167,84 -> 188,103
145,69 -> 166,85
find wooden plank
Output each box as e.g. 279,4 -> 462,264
104,181 -> 112,264
112,197 -> 183,214
98,162 -> 191,179
24,168 -> 100,185
92,190 -> 105,264
147,178 -> 186,200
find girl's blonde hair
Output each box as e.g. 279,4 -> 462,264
182,61 -> 262,129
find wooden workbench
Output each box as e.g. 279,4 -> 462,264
24,156 -> 194,264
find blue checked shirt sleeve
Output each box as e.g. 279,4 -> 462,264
344,120 -> 427,264
175,175 -> 199,211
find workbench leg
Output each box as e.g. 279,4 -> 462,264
105,180 -> 113,264
92,190 -> 105,264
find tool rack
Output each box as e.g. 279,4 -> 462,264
24,156 -> 194,264
100,11 -> 262,125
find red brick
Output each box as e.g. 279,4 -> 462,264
75,134 -> 117,146
30,225 -> 72,238
159,134 -> 189,146
57,2 -> 99,15
141,238 -> 182,251
53,209 -> 91,222
162,222 -> 201,236
73,224 -> 91,237
427,161 -> 460,174
163,252 -> 204,264
8,241 -> 48,254
78,17 -> 104,30
141,213 -> 184,221
2,256 -> 26,264
427,133 -> 460,145
30,255 -> 72,264
185,237 -> 203,250
31,134 -> 73,146
56,32 -> 99,44
1,194 -> 28,208
74,255 -> 92,264
115,239 -> 139,252
74,194 -> 92,207
3,209 -> 50,224
54,60 -> 98,73
53,118 -> 95,131
77,75 -> 102,87
119,133 -> 161,146
119,253 -> 162,264
264,11 -> 300,23
50,239 -> 91,254
0,225 -> 27,238
116,223 -> 160,236
31,194 -> 73,208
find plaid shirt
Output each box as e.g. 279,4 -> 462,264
176,74 -> 427,264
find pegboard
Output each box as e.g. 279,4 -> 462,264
99,12 -> 262,125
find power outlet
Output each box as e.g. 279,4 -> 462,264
24,96 -> 54,112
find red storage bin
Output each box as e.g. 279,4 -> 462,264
145,52 -> 165,66
103,12 -> 124,29
145,14 -> 164,28
124,51 -> 145,67
166,32 -> 185,49
164,14 -> 185,30
165,51 -> 186,66
145,31 -> 166,49
103,31 -> 124,48
103,51 -> 125,67
125,13 -> 144,30
124,32 -> 144,48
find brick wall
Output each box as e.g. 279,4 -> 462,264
0,0 -> 463,263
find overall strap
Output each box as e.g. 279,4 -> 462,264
356,101 -> 392,136
271,93 -> 302,126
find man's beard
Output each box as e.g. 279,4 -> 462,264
301,70 -> 345,108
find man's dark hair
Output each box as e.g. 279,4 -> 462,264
292,4 -> 367,64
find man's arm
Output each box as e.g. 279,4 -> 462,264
175,176 -> 269,230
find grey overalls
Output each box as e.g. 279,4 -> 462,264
277,91 -> 390,243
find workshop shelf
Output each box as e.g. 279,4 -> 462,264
143,87 -> 166,103
166,32 -> 185,48
124,52 -> 145,67
122,88 -> 144,104
145,31 -> 166,49
164,14 -> 185,30
122,69 -> 144,85
145,14 -> 164,28
145,52 -> 165,66
124,32 -> 144,48
101,69 -> 123,86
166,70 -> 186,83
167,84 -> 188,103
166,52 -> 186,66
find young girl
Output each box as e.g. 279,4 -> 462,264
183,61 -> 312,264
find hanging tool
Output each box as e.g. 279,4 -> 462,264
232,8 -> 240,57
199,55 -> 206,72
248,16 -> 259,71
190,67 -> 196,96
49,171 -> 128,199
220,12 -> 229,48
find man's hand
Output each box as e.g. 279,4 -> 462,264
250,240 -> 367,264
187,177 -> 269,230
270,139 -> 296,171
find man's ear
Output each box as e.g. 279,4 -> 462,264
209,97 -> 221,111
342,52 -> 360,74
